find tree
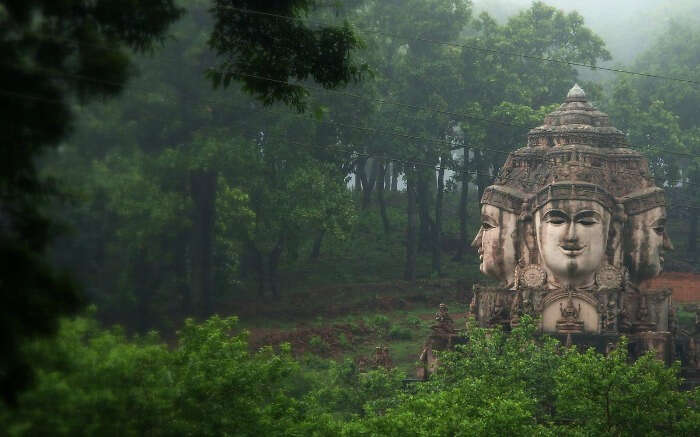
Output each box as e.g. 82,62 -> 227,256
603,22 -> 700,260
3,0 -> 367,402
207,0 -> 366,112
0,0 -> 183,403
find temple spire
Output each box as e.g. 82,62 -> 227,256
566,83 -> 586,100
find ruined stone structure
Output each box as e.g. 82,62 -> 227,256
470,84 -> 676,361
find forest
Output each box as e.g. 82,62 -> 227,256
2,0 -> 700,435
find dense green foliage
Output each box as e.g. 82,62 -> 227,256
1,315 -> 697,436
7,0 -> 700,431
40,0 -> 620,333
0,0 -> 184,403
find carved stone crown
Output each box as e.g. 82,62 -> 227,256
621,187 -> 666,216
480,185 -> 526,213
527,83 -> 628,149
528,182 -> 617,213
487,84 -> 663,209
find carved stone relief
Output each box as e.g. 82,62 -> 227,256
470,84 -> 674,340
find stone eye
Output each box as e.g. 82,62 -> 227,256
578,218 -> 597,226
652,226 -> 664,236
482,222 -> 495,230
547,217 -> 566,225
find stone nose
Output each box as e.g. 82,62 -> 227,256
471,228 -> 483,249
663,232 -> 674,251
565,222 -> 578,241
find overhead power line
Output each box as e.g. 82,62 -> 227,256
2,59 -> 695,162
1,75 -> 698,190
14,21 -> 699,157
5,83 -> 699,208
219,6 -> 700,87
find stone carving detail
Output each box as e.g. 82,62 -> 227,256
633,295 -> 657,333
374,346 -> 393,369
488,296 -> 510,329
431,303 -> 456,336
603,296 -> 618,332
556,292 -> 584,334
595,264 -> 623,291
519,264 -> 547,288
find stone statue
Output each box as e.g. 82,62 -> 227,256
432,303 -> 456,335
532,184 -> 616,289
604,297 -> 618,331
471,185 -> 524,287
467,84 -> 675,357
622,187 -> 674,283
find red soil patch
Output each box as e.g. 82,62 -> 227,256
248,322 -> 374,357
643,272 -> 700,302
222,279 -> 473,321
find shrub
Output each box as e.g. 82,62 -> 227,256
388,325 -> 412,340
367,314 -> 392,335
338,333 -> 351,349
309,334 -> 330,354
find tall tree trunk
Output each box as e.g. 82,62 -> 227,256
455,147 -> 470,261
190,169 -> 216,318
255,246 -> 267,298
361,157 -> 379,210
135,248 -> 152,332
432,156 -> 446,275
247,243 -> 265,298
311,229 -> 325,259
268,237 -> 284,297
377,160 -> 390,234
404,169 -> 417,281
354,158 -> 363,192
416,171 -> 434,251
175,230 -> 191,315
391,164 -> 399,192
385,161 -> 392,193
689,213 -> 698,259
475,150 -> 488,202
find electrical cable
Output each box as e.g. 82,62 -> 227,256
216,6 -> 700,87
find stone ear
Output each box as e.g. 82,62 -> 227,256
606,206 -> 626,259
520,211 -> 538,264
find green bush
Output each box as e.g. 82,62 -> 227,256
388,325 -> 412,340
3,315 -> 699,436
309,335 -> 330,354
0,315 -> 304,436
406,315 -> 425,328
338,333 -> 351,349
367,314 -> 392,335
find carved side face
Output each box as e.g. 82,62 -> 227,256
624,206 -> 673,283
534,199 -> 610,287
471,204 -> 518,286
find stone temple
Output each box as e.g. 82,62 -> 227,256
419,85 -> 685,378
471,84 -> 674,357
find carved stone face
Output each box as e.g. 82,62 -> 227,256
471,204 -> 518,286
534,199 -> 610,288
625,206 -> 673,283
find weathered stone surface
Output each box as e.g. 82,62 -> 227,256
471,85 -> 677,362
475,84 -> 672,293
